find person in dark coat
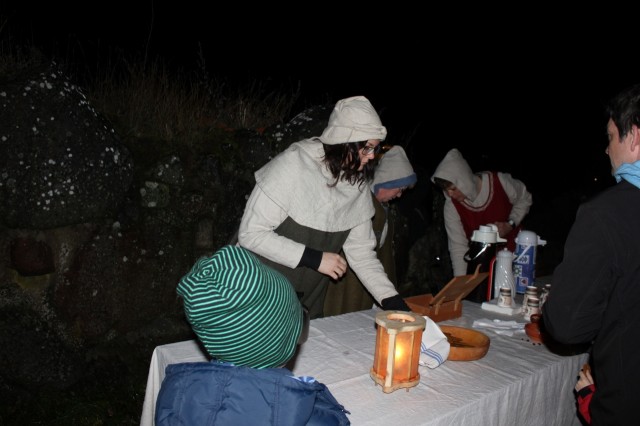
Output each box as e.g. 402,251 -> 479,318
542,83 -> 640,425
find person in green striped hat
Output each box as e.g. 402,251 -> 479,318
155,245 -> 350,425
177,244 -> 304,369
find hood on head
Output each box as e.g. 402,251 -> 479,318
431,148 -> 478,200
319,96 -> 387,145
373,146 -> 417,194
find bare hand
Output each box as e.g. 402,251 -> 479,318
494,221 -> 513,238
318,252 -> 348,280
575,365 -> 594,392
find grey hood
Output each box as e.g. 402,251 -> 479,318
319,96 -> 387,145
255,139 -> 374,232
372,146 -> 417,194
431,148 -> 479,201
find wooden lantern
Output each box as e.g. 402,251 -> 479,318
370,311 -> 426,393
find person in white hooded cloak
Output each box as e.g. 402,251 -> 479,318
238,96 -> 410,318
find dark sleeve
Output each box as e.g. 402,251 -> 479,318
297,246 -> 322,270
542,202 -> 612,344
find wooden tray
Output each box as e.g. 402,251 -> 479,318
404,266 -> 489,322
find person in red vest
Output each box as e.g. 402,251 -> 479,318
431,148 -> 532,277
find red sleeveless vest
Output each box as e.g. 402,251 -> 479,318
452,172 -> 520,251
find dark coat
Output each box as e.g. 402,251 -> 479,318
542,180 -> 640,425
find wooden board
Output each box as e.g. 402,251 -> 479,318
404,266 -> 489,322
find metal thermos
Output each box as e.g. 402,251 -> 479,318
513,230 -> 547,294
464,225 -> 506,303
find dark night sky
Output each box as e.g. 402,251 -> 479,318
3,4 -> 638,200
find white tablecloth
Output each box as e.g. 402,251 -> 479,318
140,301 -> 588,426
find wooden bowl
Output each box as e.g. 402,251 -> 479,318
440,325 -> 490,361
524,322 -> 544,343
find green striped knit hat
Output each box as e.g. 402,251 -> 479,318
177,245 -> 303,369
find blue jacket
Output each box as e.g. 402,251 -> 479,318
155,361 -> 351,425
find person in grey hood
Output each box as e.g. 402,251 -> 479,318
238,96 -> 411,318
431,148 -> 532,277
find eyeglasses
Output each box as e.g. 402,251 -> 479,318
361,144 -> 381,155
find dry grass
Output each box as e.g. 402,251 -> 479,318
0,41 -> 301,147
84,49 -> 301,146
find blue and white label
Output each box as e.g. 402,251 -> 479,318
514,244 -> 536,294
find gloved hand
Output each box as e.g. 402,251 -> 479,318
381,294 -> 411,311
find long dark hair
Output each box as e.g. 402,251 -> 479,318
322,141 -> 374,188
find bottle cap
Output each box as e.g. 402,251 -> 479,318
496,248 -> 514,259
470,224 -> 507,243
515,230 -> 547,246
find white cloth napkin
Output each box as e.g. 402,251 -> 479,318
419,316 -> 450,368
472,318 -> 525,337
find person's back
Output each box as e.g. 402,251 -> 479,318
543,180 -> 640,424
154,245 -> 351,425
157,362 -> 349,426
542,83 -> 640,424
